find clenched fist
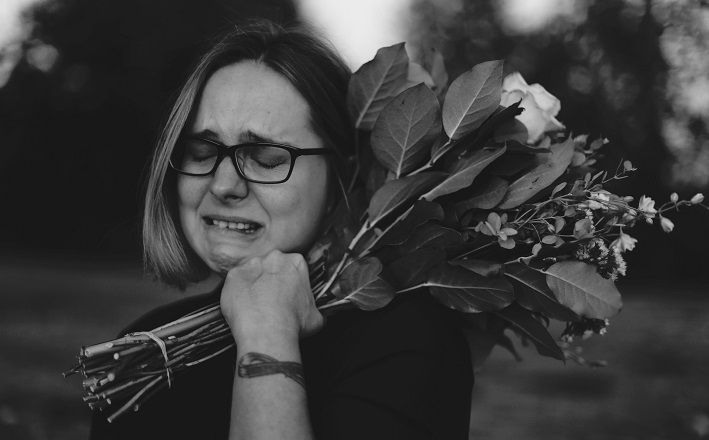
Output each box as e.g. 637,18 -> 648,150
220,250 -> 324,344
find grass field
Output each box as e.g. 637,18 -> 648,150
1,251 -> 707,440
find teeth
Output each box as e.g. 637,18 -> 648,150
211,219 -> 258,231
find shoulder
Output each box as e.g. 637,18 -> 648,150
304,290 -> 474,440
320,289 -> 471,363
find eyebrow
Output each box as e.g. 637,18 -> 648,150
241,130 -> 281,145
187,129 -> 292,147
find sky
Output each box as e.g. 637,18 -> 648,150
295,0 -> 413,70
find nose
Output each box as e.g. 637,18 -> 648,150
209,155 -> 249,201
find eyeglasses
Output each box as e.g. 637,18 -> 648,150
169,136 -> 333,184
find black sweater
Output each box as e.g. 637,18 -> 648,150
90,289 -> 474,439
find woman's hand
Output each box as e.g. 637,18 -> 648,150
220,250 -> 324,343
221,250 -> 321,440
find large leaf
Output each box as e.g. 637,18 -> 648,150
504,262 -> 580,322
371,83 -> 442,177
441,60 -> 504,141
493,304 -> 565,361
505,139 -> 552,153
429,103 -> 518,166
365,160 -> 389,200
486,151 -> 542,177
368,172 -> 447,227
335,257 -> 396,311
454,175 -> 508,215
472,102 -> 524,146
497,137 -> 574,209
376,221 -> 462,264
376,200 -> 444,247
449,259 -> 502,277
544,261 -> 623,319
388,247 -> 446,288
426,262 -> 514,313
397,222 -> 463,255
493,118 -> 528,143
348,43 -> 409,130
422,145 -> 506,201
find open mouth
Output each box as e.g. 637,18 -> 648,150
205,217 -> 262,234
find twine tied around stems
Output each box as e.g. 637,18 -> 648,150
130,331 -> 172,387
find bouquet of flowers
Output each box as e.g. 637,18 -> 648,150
65,43 -> 705,422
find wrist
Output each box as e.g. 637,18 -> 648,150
232,321 -> 300,353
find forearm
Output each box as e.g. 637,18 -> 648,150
229,331 -> 314,440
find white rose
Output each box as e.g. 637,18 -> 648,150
500,72 -> 565,143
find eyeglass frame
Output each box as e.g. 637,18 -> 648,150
169,136 -> 335,184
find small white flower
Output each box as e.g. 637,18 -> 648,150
614,249 -> 627,277
638,195 -> 657,223
588,192 -> 610,210
612,231 -> 637,252
660,216 -> 675,233
691,193 -> 704,204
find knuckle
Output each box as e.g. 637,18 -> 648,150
266,249 -> 284,260
290,253 -> 307,270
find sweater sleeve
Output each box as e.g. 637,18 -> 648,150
306,291 -> 474,440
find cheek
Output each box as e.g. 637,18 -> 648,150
264,162 -> 330,244
176,177 -> 207,232
177,177 -> 205,210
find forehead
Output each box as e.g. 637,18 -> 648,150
191,61 -> 316,146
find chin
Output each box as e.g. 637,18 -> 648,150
205,246 -> 250,275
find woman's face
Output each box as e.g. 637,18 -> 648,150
177,61 -> 330,274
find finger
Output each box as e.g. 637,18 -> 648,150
289,253 -> 308,274
301,310 -> 325,338
227,256 -> 263,283
261,249 -> 287,273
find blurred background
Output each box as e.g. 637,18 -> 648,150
0,0 -> 707,439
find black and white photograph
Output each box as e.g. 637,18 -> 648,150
1,0 -> 708,439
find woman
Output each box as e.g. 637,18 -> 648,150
90,20 -> 473,440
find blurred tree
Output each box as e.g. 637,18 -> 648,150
0,0 -> 295,256
0,0 -> 706,279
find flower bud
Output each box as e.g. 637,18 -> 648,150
660,216 -> 674,233
670,192 -> 679,203
691,193 -> 704,204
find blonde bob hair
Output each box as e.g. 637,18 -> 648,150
143,20 -> 353,288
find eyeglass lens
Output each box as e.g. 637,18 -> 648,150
172,138 -> 293,182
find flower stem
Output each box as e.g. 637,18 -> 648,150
359,205 -> 414,257
106,375 -> 165,423
315,221 -> 371,300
